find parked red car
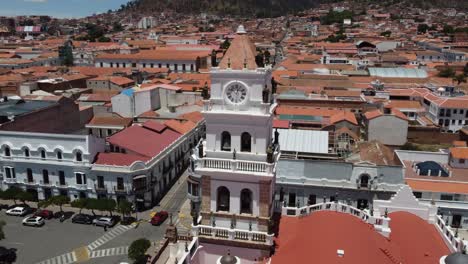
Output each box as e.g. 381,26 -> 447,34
150,211 -> 168,226
34,209 -> 54,220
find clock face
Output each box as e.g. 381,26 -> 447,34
225,83 -> 247,104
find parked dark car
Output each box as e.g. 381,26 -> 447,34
71,214 -> 94,225
34,209 -> 54,220
0,247 -> 16,263
150,211 -> 168,226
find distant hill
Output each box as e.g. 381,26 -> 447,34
118,0 -> 467,17
119,0 -> 335,17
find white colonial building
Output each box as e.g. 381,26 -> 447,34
0,131 -> 105,201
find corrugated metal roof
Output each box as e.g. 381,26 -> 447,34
275,129 -> 329,154
368,67 -> 428,78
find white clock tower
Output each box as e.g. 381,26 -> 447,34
189,25 -> 278,260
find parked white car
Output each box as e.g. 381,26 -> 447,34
6,207 -> 28,216
22,216 -> 45,227
92,217 -> 115,227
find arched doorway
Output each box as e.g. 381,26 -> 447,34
241,132 -> 252,152
221,131 -> 231,151
240,189 -> 253,214
216,186 -> 230,212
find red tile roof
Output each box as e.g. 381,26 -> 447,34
164,119 -> 197,134
406,179 -> 468,195
329,111 -> 358,125
272,211 -> 450,264
107,123 -> 181,158
94,152 -> 149,166
389,211 -> 450,263
178,111 -> 204,123
87,115 -> 133,128
272,211 -> 402,264
273,119 -> 290,129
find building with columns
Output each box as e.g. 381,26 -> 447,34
187,25 -> 278,263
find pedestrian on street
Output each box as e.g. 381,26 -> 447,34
104,225 -> 107,232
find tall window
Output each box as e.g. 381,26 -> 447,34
360,174 -> 370,188
4,146 -> 11,157
4,167 -> 15,178
75,173 -> 86,185
59,171 -> 65,185
57,151 -> 62,160
240,189 -> 253,214
216,186 -> 230,212
241,132 -> 252,152
40,150 -> 46,159
24,148 -> 30,157
75,152 -> 82,162
27,168 -> 33,182
221,131 -> 231,151
97,176 -> 105,189
117,177 -> 124,190
42,169 -> 49,184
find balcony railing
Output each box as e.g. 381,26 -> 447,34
199,158 -> 274,174
75,184 -> 88,190
23,179 -> 36,185
281,201 -> 391,237
192,224 -> 274,246
39,180 -> 51,186
94,184 -> 107,192
435,215 -> 468,252
114,186 -> 132,194
4,178 -> 17,183
56,181 -> 68,188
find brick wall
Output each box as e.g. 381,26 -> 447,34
259,180 -> 271,218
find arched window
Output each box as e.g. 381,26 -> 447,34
241,132 -> 252,152
360,174 -> 370,188
4,146 -> 11,157
76,151 -> 82,162
24,148 -> 30,157
57,151 -> 62,160
240,189 -> 253,214
216,186 -> 230,212
221,131 -> 231,151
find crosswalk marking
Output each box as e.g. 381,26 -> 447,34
87,224 -> 134,251
89,246 -> 129,258
36,252 -> 77,264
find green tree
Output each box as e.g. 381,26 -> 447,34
117,200 -> 133,218
16,191 -> 34,205
453,74 -> 467,86
438,67 -> 456,78
37,199 -> 51,210
417,24 -> 430,34
103,198 -> 116,216
97,36 -> 111,42
220,39 -> 230,50
0,220 -> 5,240
113,22 -> 123,32
380,31 -> 392,37
128,238 -> 151,264
71,198 -> 88,214
3,186 -> 22,204
86,198 -> 99,216
49,195 -> 69,212
442,24 -> 454,35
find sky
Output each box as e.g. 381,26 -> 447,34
0,0 -> 131,18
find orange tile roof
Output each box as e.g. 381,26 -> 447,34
96,50 -> 209,61
218,34 -> 257,70
385,100 -> 424,110
329,111 -> 358,125
450,147 -> 468,159
364,109 -> 382,120
163,119 -> 196,134
87,115 -> 133,127
406,179 -> 468,195
178,111 -> 203,123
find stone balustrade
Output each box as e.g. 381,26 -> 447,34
435,215 -> 468,253
281,201 -> 391,237
200,157 -> 274,174
192,224 -> 274,246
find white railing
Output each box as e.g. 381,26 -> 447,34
192,224 -> 274,246
281,202 -> 391,237
435,215 -> 468,252
176,237 -> 199,264
4,178 -> 17,183
200,158 -> 274,174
